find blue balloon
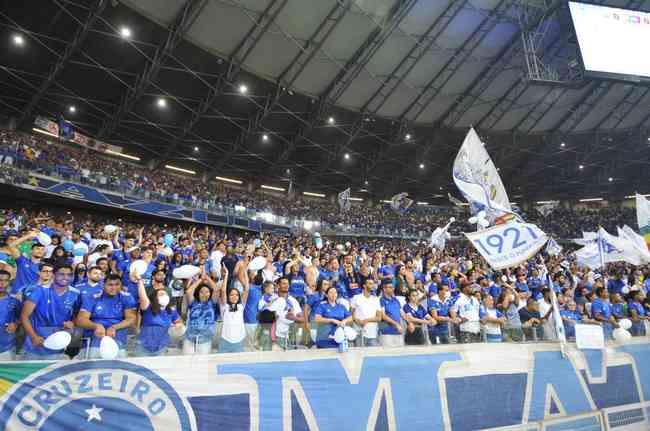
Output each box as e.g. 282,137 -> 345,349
73,248 -> 85,257
164,233 -> 174,247
63,239 -> 74,252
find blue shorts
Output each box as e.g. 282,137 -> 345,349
218,338 -> 244,353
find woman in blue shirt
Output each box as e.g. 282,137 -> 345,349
183,274 -> 219,355
403,289 -> 432,345
629,291 -> 648,336
135,275 -> 182,356
313,286 -> 352,349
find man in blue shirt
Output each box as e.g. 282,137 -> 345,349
20,264 -> 80,360
428,284 -> 452,344
379,282 -> 404,347
75,266 -> 104,298
591,287 -> 619,339
18,261 -> 54,300
7,230 -> 45,294
0,269 -> 20,360
110,234 -> 135,275
75,274 -> 136,358
560,300 -> 583,339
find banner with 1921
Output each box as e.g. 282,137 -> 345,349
464,222 -> 548,270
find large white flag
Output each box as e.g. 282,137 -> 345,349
635,193 -> 650,251
575,227 -> 648,268
465,221 -> 548,270
452,128 -> 513,222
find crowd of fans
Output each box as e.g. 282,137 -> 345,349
3,128 -> 637,240
0,205 -> 647,361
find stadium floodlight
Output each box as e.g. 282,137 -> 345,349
578,164 -> 584,170
608,177 -> 613,182
344,153 -> 350,160
165,165 -> 195,175
348,197 -> 363,202
262,134 -> 269,142
303,192 -> 325,198
405,134 -> 411,140
560,142 -> 566,148
579,198 -> 603,202
106,149 -> 140,161
12,34 -> 24,46
238,84 -> 248,94
156,98 -> 167,108
194,146 -> 199,152
120,27 -> 132,39
381,200 -> 392,203
419,163 -> 424,169
327,117 -> 335,125
215,176 -> 242,184
417,202 -> 428,205
261,185 -> 285,192
625,194 -> 650,198
68,106 -> 76,114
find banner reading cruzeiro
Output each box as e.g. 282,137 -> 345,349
1,341 -> 650,430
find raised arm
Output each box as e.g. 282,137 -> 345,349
7,230 -> 37,259
136,277 -> 149,311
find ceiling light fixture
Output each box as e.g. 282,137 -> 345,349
156,98 -> 167,108
215,176 -> 242,184
120,27 -> 132,39
12,34 -> 25,46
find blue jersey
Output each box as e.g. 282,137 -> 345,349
403,303 -> 427,320
592,298 -> 612,320
318,269 -> 346,299
560,309 -> 582,338
186,300 -> 217,343
0,294 -> 21,353
515,281 -> 529,293
11,255 -> 40,294
24,285 -> 81,355
80,291 -> 136,348
479,306 -> 503,320
378,265 -> 395,280
138,305 -> 180,353
288,276 -> 307,299
379,295 -> 402,335
75,281 -> 104,299
629,301 -> 646,317
112,249 -> 129,267
428,298 -> 451,333
489,284 -> 502,300
306,293 -> 325,321
243,285 -> 263,324
314,301 -> 350,348
607,279 -> 624,295
611,303 -> 625,319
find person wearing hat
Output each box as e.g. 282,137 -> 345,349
450,281 -> 481,343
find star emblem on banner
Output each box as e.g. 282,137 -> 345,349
85,404 -> 103,422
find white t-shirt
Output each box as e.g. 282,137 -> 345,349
269,295 -> 302,338
482,308 -> 502,336
351,293 -> 381,339
452,294 -> 481,334
220,304 -> 246,343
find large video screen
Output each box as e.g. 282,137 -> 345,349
569,1 -> 650,81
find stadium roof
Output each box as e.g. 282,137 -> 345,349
2,0 -> 650,203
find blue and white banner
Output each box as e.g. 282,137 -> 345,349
337,188 -> 351,212
1,342 -> 650,430
465,222 -> 548,270
390,192 -> 413,215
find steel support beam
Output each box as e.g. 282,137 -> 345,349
598,86 -> 650,130
98,0 -> 207,139
401,0 -> 518,122
160,0 -> 289,165
273,0 -> 418,168
17,0 -> 108,128
207,0 -> 350,173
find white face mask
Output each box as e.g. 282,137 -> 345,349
158,294 -> 170,308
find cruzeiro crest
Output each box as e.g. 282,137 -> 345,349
0,361 -> 192,431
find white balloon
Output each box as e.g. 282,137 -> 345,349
99,336 -> 119,359
501,275 -> 508,283
468,216 -> 478,224
477,211 -> 486,219
618,318 -> 632,330
37,232 -> 51,247
449,217 -> 456,223
172,265 -> 200,279
613,328 -> 632,343
131,259 -> 148,276
168,323 -> 187,341
160,246 -> 174,257
43,331 -> 71,350
479,219 -> 490,228
345,241 -> 351,248
333,327 -> 346,344
248,256 -> 267,271
621,286 -> 630,295
336,244 -> 344,251
344,326 -> 357,341
104,225 -> 118,234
